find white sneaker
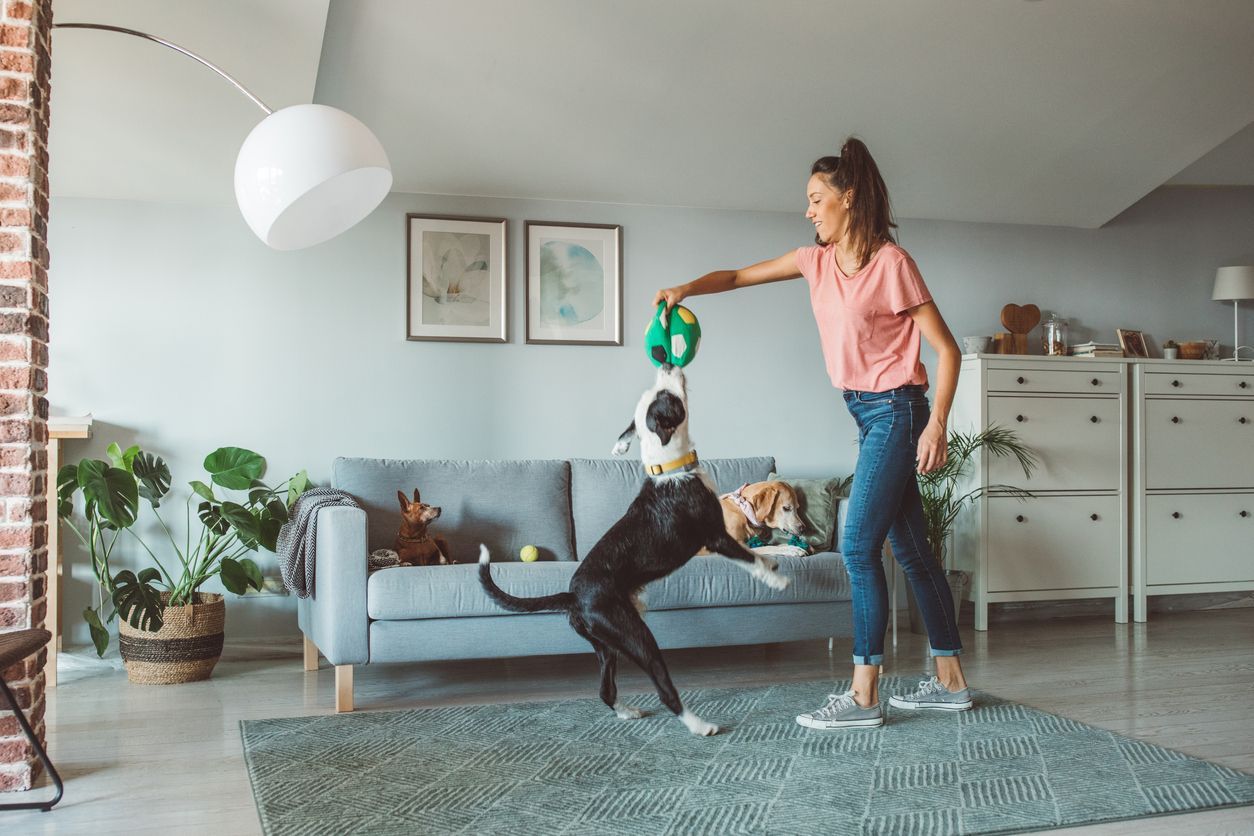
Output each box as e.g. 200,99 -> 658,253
795,690 -> 883,730
888,676 -> 973,711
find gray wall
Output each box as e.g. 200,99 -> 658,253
47,186 -> 1254,645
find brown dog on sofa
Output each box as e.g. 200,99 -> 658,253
394,489 -> 452,566
715,480 -> 806,546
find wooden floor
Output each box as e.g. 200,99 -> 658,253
7,608 -> 1254,835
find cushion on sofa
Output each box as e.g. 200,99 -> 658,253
569,456 -> 776,560
766,472 -> 849,552
366,552 -> 849,620
333,458 -> 576,563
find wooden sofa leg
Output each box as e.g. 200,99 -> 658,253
335,665 -> 354,713
303,636 -> 319,672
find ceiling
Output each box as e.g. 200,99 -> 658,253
47,0 -> 1254,229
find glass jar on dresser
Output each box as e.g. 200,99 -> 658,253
950,355 -> 1130,630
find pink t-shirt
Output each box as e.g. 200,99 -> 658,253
795,242 -> 933,392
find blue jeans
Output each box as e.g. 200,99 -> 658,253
842,384 -> 962,665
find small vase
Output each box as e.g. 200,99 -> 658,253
1163,347 -> 1178,360
118,592 -> 225,684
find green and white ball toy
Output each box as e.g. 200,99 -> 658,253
645,303 -> 702,368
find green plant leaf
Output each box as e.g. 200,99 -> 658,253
258,515 -> 284,552
57,464 -> 79,517
112,568 -> 164,632
189,480 -> 216,502
220,501 -> 262,547
132,451 -> 172,508
83,606 -> 110,657
220,557 -> 264,594
204,447 -> 265,491
78,459 -> 138,529
106,443 -> 140,473
287,470 -> 309,507
197,501 -> 229,536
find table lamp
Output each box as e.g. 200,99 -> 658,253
1212,266 -> 1254,362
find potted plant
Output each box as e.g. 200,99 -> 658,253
1162,339 -> 1179,360
907,427 -> 1038,631
57,444 -> 309,683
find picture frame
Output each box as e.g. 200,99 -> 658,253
1116,328 -> 1148,358
525,221 -> 622,346
406,213 -> 507,343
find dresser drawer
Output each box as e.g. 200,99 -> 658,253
1144,494 -> 1254,585
1143,400 -> 1254,489
987,495 -> 1121,592
988,397 -> 1121,491
1143,371 -> 1254,397
988,368 -> 1120,395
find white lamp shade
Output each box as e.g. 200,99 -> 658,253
234,104 -> 392,250
1212,265 -> 1254,301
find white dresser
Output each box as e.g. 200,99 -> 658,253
1131,361 -> 1254,621
950,355 -> 1130,630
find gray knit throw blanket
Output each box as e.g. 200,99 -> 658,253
276,487 -> 360,599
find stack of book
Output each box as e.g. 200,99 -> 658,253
1069,341 -> 1124,358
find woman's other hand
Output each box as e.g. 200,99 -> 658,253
916,420 -> 949,474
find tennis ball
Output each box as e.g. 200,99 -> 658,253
644,302 -> 701,368
519,545 -> 539,562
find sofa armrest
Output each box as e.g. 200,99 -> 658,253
296,504 -> 369,665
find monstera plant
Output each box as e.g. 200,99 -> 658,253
58,444 -> 309,656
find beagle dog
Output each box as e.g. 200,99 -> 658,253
478,363 -> 789,736
716,480 -> 807,548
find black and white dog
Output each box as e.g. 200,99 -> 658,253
479,363 -> 789,736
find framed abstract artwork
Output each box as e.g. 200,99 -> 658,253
406,214 -> 507,342
525,221 -> 622,346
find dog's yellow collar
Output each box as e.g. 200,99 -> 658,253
645,450 -> 699,476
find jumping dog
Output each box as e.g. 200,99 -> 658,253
478,363 -> 789,736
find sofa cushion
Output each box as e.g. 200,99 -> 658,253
333,458 -> 575,563
569,456 -> 775,560
767,472 -> 848,552
366,552 -> 848,620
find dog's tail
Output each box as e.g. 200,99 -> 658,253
477,545 -> 575,613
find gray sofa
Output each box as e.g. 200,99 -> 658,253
298,455 -> 854,711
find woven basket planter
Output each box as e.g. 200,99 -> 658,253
118,592 -> 225,684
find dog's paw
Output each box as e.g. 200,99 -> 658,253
680,711 -> 720,737
614,703 -> 645,720
611,440 -> 631,456
764,572 -> 791,591
755,555 -> 779,573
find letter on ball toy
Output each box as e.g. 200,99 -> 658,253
520,545 -> 539,562
645,302 -> 701,368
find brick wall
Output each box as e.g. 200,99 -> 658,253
0,0 -> 50,794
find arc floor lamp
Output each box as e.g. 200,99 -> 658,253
52,22 -> 393,249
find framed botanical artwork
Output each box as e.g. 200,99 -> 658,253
1116,328 -> 1148,358
525,221 -> 622,345
406,214 -> 507,342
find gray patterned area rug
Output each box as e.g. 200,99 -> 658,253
240,677 -> 1254,835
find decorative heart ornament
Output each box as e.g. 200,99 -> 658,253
1001,304 -> 1041,335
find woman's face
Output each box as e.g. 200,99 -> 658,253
805,174 -> 852,245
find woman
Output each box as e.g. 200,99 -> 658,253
652,138 -> 970,729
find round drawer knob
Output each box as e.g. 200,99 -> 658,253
1090,513 -> 1099,521
1171,416 -> 1180,424
1090,416 -> 1099,423
1240,381 -> 1249,389
1017,376 -> 1026,384
1171,379 -> 1182,387
1016,415 -> 1026,423
1016,515 -> 1025,523
1240,417 -> 1249,424
1091,378 -> 1100,386
1172,512 -> 1181,519
1241,511 -> 1250,518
